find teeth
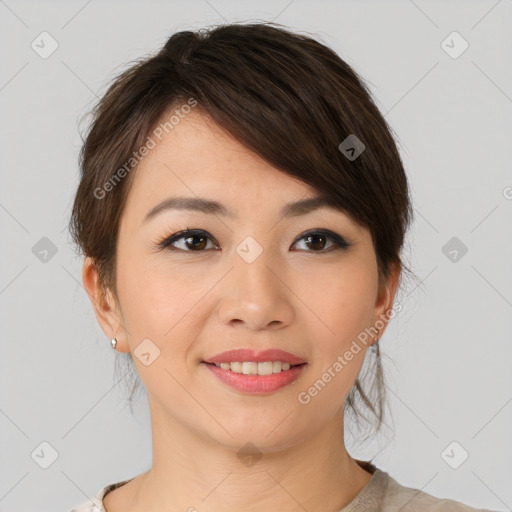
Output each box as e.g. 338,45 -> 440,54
214,361 -> 294,375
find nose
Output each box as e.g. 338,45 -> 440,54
216,248 -> 295,331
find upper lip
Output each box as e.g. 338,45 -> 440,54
203,349 -> 306,365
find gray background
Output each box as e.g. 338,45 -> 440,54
1,0 -> 511,511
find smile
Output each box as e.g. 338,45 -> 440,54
202,361 -> 307,394
210,361 -> 301,375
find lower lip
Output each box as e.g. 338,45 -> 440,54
203,363 -> 306,394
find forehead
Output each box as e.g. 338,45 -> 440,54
123,109 -> 318,215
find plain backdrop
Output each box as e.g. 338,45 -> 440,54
1,1 -> 511,511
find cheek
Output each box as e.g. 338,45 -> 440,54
117,252 -> 211,342
301,259 -> 377,354
295,265 -> 376,413
116,256 -> 203,390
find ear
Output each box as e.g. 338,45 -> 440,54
82,257 -> 129,353
370,262 -> 401,345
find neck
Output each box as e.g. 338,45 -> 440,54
127,399 -> 373,512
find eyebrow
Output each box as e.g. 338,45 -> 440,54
143,195 -> 342,223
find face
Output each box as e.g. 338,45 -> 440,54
84,108 -> 398,453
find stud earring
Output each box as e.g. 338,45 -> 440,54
111,337 -> 118,349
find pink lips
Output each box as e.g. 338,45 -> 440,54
202,348 -> 307,394
204,363 -> 306,394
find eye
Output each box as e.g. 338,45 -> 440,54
291,229 -> 352,252
157,228 -> 219,252
157,228 -> 351,253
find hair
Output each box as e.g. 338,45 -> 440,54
69,21 -> 415,444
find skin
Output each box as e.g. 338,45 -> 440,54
83,108 -> 400,512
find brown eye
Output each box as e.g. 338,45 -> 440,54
305,233 -> 328,250
158,228 -> 351,253
183,233 -> 207,250
159,230 -> 218,251
291,229 -> 351,252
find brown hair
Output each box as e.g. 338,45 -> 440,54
69,21 -> 414,443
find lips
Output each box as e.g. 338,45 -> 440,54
203,360 -> 306,394
203,348 -> 306,365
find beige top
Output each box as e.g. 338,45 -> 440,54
69,460 -> 497,511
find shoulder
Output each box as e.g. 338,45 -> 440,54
68,478 -> 133,512
376,468 -> 497,511
68,500 -> 102,512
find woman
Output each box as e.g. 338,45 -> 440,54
68,22 -> 495,512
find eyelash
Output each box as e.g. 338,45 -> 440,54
156,228 -> 352,253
